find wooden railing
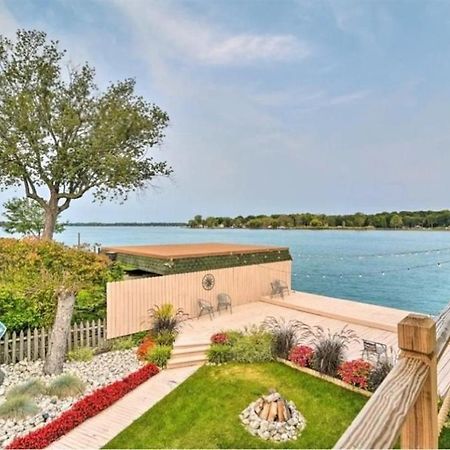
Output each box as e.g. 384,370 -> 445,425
335,307 -> 450,449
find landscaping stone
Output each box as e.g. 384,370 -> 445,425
0,349 -> 142,446
240,391 -> 306,442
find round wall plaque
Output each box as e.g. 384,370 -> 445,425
202,273 -> 215,290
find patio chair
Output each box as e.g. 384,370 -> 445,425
270,279 -> 289,298
198,299 -> 215,320
361,339 -> 387,363
217,293 -> 232,314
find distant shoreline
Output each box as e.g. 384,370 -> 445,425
60,223 -> 450,232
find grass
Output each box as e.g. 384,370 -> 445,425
47,373 -> 85,398
0,394 -> 39,419
105,362 -> 368,449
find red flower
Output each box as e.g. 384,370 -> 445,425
338,359 -> 372,389
7,364 -> 159,449
288,345 -> 314,368
210,332 -> 230,345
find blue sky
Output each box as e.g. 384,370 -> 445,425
1,0 -> 450,222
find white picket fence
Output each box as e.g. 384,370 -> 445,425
0,319 -> 106,364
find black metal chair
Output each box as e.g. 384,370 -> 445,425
217,293 -> 232,314
270,279 -> 289,298
198,299 -> 215,320
362,339 -> 387,363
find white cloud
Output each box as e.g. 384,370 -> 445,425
113,0 -> 309,65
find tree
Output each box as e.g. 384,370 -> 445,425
390,214 -> 403,229
0,30 -> 171,240
3,197 -> 64,238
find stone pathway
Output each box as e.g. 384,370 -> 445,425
47,364 -> 200,449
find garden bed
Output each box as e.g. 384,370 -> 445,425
105,362 -> 368,449
0,349 -> 142,447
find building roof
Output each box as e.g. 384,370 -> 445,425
102,242 -> 288,260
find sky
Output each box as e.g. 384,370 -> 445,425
1,0 -> 450,222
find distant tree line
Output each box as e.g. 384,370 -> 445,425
188,210 -> 450,230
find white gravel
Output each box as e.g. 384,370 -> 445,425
0,349 -> 143,447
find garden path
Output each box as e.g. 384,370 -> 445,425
46,365 -> 200,449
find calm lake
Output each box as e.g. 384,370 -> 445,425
11,226 -> 450,315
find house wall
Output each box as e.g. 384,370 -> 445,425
106,260 -> 291,338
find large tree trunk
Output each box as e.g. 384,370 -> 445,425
43,290 -> 76,375
42,205 -> 57,240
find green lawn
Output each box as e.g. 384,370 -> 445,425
105,362 -> 369,449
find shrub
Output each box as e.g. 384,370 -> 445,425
262,316 -> 302,359
368,360 -> 393,392
149,304 -> 186,335
232,327 -> 273,363
338,359 -> 372,389
0,394 -> 39,419
0,238 -> 120,331
145,345 -> 172,368
154,330 -> 176,347
6,379 -> 46,399
111,336 -> 135,351
47,374 -> 85,398
210,332 -> 230,345
288,345 -> 314,368
67,347 -> 94,362
94,339 -> 113,355
300,324 -> 358,377
207,344 -> 233,364
7,364 -> 159,449
136,336 -> 155,360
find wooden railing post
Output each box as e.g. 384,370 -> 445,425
398,314 -> 438,449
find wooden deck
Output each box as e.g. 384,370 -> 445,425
48,290 -> 450,449
177,290 -> 450,396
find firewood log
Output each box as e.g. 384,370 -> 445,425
268,401 -> 278,421
260,402 -> 270,420
277,400 -> 286,422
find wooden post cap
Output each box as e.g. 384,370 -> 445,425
398,314 -> 436,355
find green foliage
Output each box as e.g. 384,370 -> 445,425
67,347 -> 94,362
145,345 -> 172,368
149,304 -> 186,335
300,324 -> 358,377
0,30 -> 171,239
262,316 -> 302,359
0,238 -> 120,330
207,344 -> 233,364
47,374 -> 85,398
2,197 -> 65,237
231,327 -> 274,363
6,379 -> 46,399
188,209 -> 450,230
153,330 -> 176,347
0,394 -> 39,419
367,360 -> 393,392
111,336 -> 135,351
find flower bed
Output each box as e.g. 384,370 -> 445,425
7,364 -> 159,449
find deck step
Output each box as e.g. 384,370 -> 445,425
166,354 -> 207,369
171,345 -> 209,357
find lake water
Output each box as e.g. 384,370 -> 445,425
4,226 -> 448,315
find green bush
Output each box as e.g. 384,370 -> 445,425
67,347 -> 94,362
207,344 -> 233,364
47,374 -> 85,398
232,328 -> 274,363
6,379 -> 46,399
154,330 -> 176,347
0,395 -> 39,419
145,345 -> 172,368
111,336 -> 135,351
0,239 -> 123,331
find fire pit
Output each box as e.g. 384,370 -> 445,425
239,389 -> 306,442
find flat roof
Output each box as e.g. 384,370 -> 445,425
102,242 -> 288,260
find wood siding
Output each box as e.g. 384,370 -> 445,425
106,261 -> 291,338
